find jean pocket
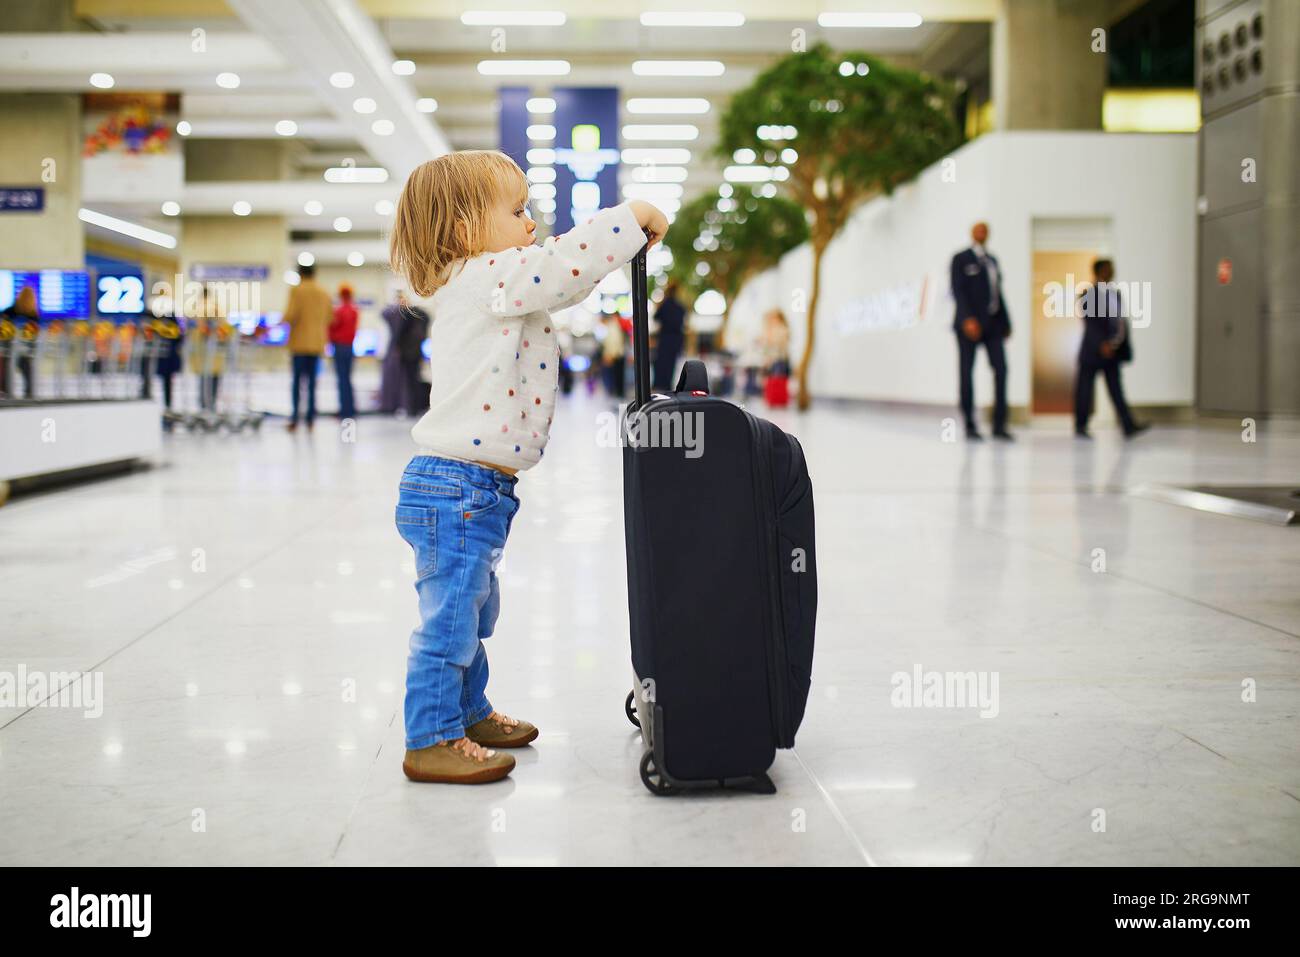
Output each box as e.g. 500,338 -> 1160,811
462,485 -> 501,520
395,505 -> 438,578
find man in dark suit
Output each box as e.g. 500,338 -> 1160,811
951,222 -> 1012,440
1074,258 -> 1148,439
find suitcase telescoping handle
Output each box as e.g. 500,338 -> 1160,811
631,239 -> 652,408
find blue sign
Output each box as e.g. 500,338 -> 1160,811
0,187 -> 45,212
0,269 -> 90,319
499,86 -> 620,235
191,264 -> 270,282
95,272 -> 147,316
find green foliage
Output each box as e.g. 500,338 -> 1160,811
715,42 -> 962,242
664,186 -> 808,306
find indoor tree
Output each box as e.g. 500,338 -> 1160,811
715,42 -> 962,409
663,185 -> 808,349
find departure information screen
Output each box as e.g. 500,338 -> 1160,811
0,269 -> 91,320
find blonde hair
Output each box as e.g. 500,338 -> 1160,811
13,286 -> 38,317
389,150 -> 528,297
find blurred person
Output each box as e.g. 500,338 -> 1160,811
0,285 -> 38,398
398,299 -> 430,415
379,291 -> 408,414
762,308 -> 791,406
330,284 -> 358,420
600,312 -> 627,398
951,221 -> 1013,441
190,286 -> 226,411
281,263 -> 331,431
144,314 -> 184,414
651,279 -> 686,390
387,149 -> 667,783
1074,258 -> 1148,439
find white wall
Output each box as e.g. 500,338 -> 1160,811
731,132 -> 1198,409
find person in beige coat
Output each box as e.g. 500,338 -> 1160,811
282,263 -> 332,430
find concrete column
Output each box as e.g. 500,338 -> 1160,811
0,93 -> 83,269
992,0 -> 1107,130
180,215 -> 290,315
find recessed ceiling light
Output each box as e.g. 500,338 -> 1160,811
333,217 -> 352,232
89,73 -> 114,89
324,167 -> 389,183
216,72 -> 240,89
723,166 -> 774,183
818,12 -> 923,28
526,97 -> 556,114
232,200 -> 252,215
161,201 -> 180,216
275,119 -> 297,136
391,60 -> 415,75
330,72 -> 355,89
303,200 -> 323,216
462,11 -> 565,25
526,166 -> 556,183
347,251 -> 365,267
353,97 -> 377,114
639,13 -> 744,27
283,270 -> 300,286
477,60 -> 570,76
626,98 -> 710,115
632,61 -> 724,77
526,148 -> 556,165
526,124 -> 556,140
175,120 -> 192,136
78,208 -> 177,249
371,119 -> 395,136
621,147 -> 692,165
374,199 -> 395,215
416,97 -> 438,113
622,124 -> 699,141
298,251 -> 315,267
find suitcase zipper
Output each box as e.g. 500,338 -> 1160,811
746,412 -> 792,748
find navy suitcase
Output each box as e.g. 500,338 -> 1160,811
621,244 -> 817,795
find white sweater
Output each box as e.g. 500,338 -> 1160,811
410,201 -> 646,471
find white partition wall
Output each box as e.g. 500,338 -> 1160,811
730,132 -> 1198,411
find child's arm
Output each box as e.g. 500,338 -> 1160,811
464,203 -> 648,318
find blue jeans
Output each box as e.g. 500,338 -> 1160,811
332,346 -> 356,419
396,454 -> 521,749
290,353 -> 319,425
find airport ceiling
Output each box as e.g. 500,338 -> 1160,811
0,0 -> 1017,252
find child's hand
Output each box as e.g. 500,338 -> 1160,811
629,200 -> 669,249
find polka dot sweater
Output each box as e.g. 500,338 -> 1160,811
410,201 -> 646,471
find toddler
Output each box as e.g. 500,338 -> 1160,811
388,150 -> 668,783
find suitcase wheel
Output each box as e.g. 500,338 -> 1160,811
639,751 -> 677,796
624,690 -> 641,729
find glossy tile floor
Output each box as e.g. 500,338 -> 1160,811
2,390 -> 1298,866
